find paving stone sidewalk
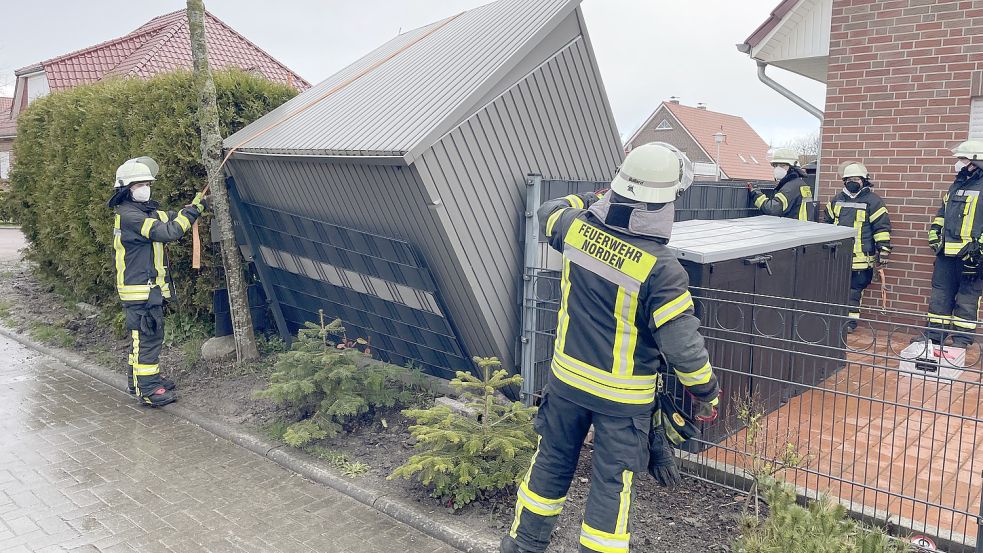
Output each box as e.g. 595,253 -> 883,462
0,336 -> 457,553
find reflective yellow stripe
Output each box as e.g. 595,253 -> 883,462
652,291 -> 693,328
675,361 -> 713,387
113,215 -> 126,291
133,363 -> 159,376
933,217 -> 945,227
551,363 -> 656,405
960,194 -> 978,244
849,312 -> 861,319
510,436 -> 542,538
175,213 -> 191,233
774,192 -> 790,211
870,206 -> 888,221
553,352 -> 657,390
563,194 -> 585,209
873,231 -> 891,242
952,317 -> 977,330
546,208 -> 566,237
612,288 -> 639,377
799,186 -> 812,220
516,482 -> 565,517
826,203 -> 834,220
928,313 -> 951,325
615,470 -> 633,535
140,218 -> 156,239
153,242 -> 166,289
853,210 -> 866,258
556,259 -> 572,352
754,194 -> 767,208
580,522 -> 630,553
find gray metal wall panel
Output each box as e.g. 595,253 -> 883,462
417,35 -> 623,370
225,0 -> 579,156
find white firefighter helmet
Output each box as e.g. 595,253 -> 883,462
769,147 -> 799,167
114,156 -> 159,189
609,142 -> 694,204
838,161 -> 869,180
952,140 -> 983,161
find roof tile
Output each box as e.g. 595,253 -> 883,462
25,9 -> 308,92
663,102 -> 776,181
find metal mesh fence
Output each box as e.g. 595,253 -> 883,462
518,176 -> 983,549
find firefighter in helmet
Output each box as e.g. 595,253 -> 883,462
501,143 -> 720,553
747,147 -> 814,221
825,161 -> 892,332
107,157 -> 206,406
925,140 -> 983,346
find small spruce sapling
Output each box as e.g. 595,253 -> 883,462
253,310 -> 413,446
389,357 -> 538,509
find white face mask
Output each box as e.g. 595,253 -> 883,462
956,160 -> 971,173
773,166 -> 788,181
131,185 -> 151,203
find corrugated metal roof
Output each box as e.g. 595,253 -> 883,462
225,0 -> 580,159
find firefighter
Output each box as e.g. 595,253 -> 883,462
747,147 -> 814,221
825,161 -> 892,332
925,140 -> 983,347
502,143 -> 720,553
107,157 -> 206,406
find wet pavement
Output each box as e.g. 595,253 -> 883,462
0,227 -> 26,263
0,336 -> 457,552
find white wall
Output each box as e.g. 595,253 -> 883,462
25,72 -> 49,104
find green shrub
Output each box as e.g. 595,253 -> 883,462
253,312 -> 417,447
5,70 -> 296,322
734,479 -> 911,553
389,357 -> 538,509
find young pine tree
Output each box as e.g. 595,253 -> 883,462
254,311 -> 413,446
389,357 -> 538,509
734,480 -> 911,553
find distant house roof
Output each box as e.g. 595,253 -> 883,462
14,10 -> 309,91
225,0 -> 583,162
0,98 -> 11,114
627,102 -> 775,181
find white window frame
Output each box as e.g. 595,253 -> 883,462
971,97 -> 983,140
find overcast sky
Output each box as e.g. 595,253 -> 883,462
0,0 -> 826,146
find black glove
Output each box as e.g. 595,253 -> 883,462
929,238 -> 942,254
648,426 -> 682,487
963,255 -> 981,279
694,398 -> 719,423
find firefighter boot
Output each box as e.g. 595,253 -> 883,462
140,386 -> 176,407
128,376 -> 175,395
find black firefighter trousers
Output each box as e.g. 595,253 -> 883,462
503,392 -> 650,553
927,255 -> 983,346
123,304 -> 165,400
848,268 -> 875,324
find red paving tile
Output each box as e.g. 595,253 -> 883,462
702,328 -> 983,542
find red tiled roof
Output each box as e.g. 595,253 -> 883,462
663,102 -> 775,181
0,98 -> 14,139
0,98 -> 12,114
16,10 -> 309,92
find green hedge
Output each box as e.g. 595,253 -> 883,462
5,70 -> 296,320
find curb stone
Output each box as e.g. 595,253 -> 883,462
0,325 -> 499,553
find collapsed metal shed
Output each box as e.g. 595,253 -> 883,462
223,0 -> 624,377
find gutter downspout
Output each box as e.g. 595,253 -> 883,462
755,61 -> 824,122
751,60 -> 826,203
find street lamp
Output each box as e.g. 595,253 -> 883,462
713,131 -> 727,182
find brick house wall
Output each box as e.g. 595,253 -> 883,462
820,0 -> 983,315
627,109 -> 713,164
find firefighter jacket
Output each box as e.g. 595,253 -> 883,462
824,187 -> 892,270
538,192 -> 720,417
931,165 -> 983,258
750,169 -> 814,221
113,199 -> 202,305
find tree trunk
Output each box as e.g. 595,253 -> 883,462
186,0 -> 259,361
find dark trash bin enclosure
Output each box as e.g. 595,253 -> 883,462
665,217 -> 854,449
